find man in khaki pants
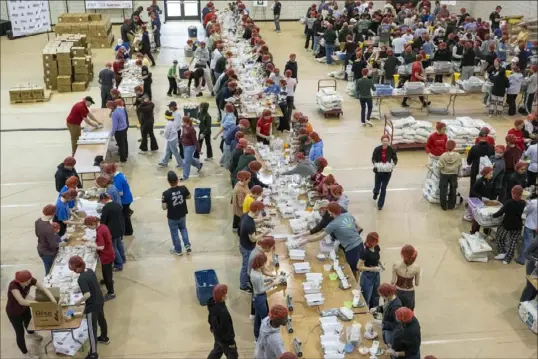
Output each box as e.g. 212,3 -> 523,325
66,96 -> 102,155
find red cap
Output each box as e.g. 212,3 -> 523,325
365,232 -> 379,248
69,255 -> 86,273
225,103 -> 235,113
378,283 -> 397,297
239,119 -> 250,128
401,244 -> 417,265
251,185 -> 263,195
65,176 -> 79,188
15,270 -> 32,283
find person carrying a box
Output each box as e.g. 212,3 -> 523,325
6,270 -> 57,359
65,97 -> 102,156
69,256 -> 110,356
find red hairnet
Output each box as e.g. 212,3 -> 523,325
279,353 -> 298,359
15,270 -> 32,283
237,170 -> 252,182
446,140 -> 456,151
63,156 -> 76,166
213,284 -> 228,302
381,134 -> 391,142
365,232 -> 379,248
259,237 -> 276,250
514,119 -> 524,127
65,176 -> 78,188
296,152 -> 305,160
378,283 -> 397,297
309,132 -> 320,142
248,161 -> 262,172
103,163 -> 117,175
515,161 -> 528,171
43,204 -> 56,216
327,202 -> 342,215
495,145 -> 505,153
251,253 -> 268,269
401,244 -> 418,265
228,81 -> 238,89
251,185 -> 263,195
269,304 -> 288,320
324,174 -> 336,185
249,201 -> 265,212
512,185 -> 524,200
395,307 -> 414,323
84,216 -> 99,226
62,188 -> 78,199
239,119 -> 250,128
436,122 -> 446,131
480,166 -> 493,176
225,103 -> 235,113
315,157 -> 328,168
52,222 -> 61,232
505,134 -> 516,144
245,148 -> 256,155
69,255 -> 86,273
96,175 -> 110,188
330,185 -> 343,196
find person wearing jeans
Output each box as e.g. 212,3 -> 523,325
108,100 -> 129,163
272,0 -> 281,32
238,201 -> 267,292
356,68 -> 376,126
437,140 -> 462,210
323,23 -> 337,65
358,233 -> 382,309
159,110 -> 184,168
162,171 -> 192,256
372,136 -> 398,210
180,117 -> 203,181
517,198 -> 537,264
250,253 -> 280,339
35,204 -> 63,275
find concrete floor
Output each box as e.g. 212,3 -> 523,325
0,21 -> 536,358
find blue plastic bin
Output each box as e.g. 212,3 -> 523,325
375,84 -> 393,96
194,269 -> 219,305
194,188 -> 211,214
184,108 -> 199,119
188,25 -> 198,38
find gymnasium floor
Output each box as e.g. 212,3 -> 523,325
0,21 -> 536,358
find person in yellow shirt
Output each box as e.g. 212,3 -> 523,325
511,24 -> 529,46
135,52 -> 151,67
242,185 -> 263,214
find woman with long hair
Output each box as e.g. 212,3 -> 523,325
392,245 -> 420,311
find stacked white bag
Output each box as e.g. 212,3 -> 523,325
458,232 -> 493,262
519,298 -> 538,334
316,88 -> 343,111
385,116 -> 433,145
423,156 -> 441,203
444,117 -> 496,152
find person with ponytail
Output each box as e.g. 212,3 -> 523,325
392,245 -> 420,311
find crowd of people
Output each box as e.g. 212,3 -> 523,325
5,1 -> 538,359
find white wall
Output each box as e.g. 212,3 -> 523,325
0,0 -> 8,20
445,1 -> 538,22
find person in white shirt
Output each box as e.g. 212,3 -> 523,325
401,29 -> 414,42
523,140 -> 537,185
194,41 -> 210,67
210,45 -> 223,75
158,110 -> 184,168
383,0 -> 395,14
507,66 -> 524,116
269,68 -> 283,85
518,198 -> 537,264
284,70 -> 297,118
392,32 -> 407,56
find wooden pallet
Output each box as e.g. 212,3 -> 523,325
10,90 -> 52,104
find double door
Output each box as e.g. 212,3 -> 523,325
165,0 -> 200,21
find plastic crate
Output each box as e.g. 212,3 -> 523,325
188,25 -> 198,38
194,188 -> 211,214
194,269 -> 219,306
375,84 -> 393,96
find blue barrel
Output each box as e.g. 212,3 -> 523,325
194,188 -> 211,214
188,25 -> 198,38
194,269 -> 219,305
178,66 -> 188,79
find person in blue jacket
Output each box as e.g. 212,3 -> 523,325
308,132 -> 324,161
263,79 -> 280,95
104,163 -> 134,236
54,188 -> 81,236
59,176 -> 79,209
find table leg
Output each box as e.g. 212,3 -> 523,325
70,328 -> 83,346
44,331 -> 54,355
449,94 -> 457,116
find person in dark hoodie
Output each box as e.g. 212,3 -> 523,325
231,148 -> 257,187
372,283 -> 403,347
466,137 -> 495,194
247,161 -> 269,189
469,167 -> 495,235
229,139 -> 248,182
432,42 -> 452,83
388,307 -> 421,359
489,67 -> 510,116
207,284 -> 238,359
138,94 -> 158,154
505,162 -> 528,202
197,102 -> 213,160
55,156 -> 82,192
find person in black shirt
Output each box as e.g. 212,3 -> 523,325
69,255 -> 108,358
185,68 -> 206,97
238,201 -> 268,293
358,232 -> 382,308
207,284 -> 238,359
372,283 -> 403,347
120,19 -> 135,45
272,0 -> 281,33
466,138 -> 495,193
99,193 -> 125,271
55,156 -> 82,192
489,5 -> 502,31
388,307 -> 421,359
141,65 -> 152,101
492,185 -> 527,264
162,171 -> 192,256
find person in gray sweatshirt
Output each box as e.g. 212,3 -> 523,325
437,140 -> 462,210
255,304 -> 288,359
490,145 -> 506,200
281,153 -> 316,177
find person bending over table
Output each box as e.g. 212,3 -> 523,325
54,188 -> 83,236
370,283 -> 403,347
66,96 -> 102,156
6,270 -> 57,359
36,204 -> 66,274
297,202 -> 363,279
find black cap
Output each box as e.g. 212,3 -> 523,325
496,5 -> 502,9
99,193 -> 110,201
93,155 -> 104,166
84,96 -> 95,105
167,171 -> 179,183
168,101 -> 177,108
173,60 -> 178,64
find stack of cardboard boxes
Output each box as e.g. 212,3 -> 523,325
9,84 -> 48,104
54,13 -> 114,49
42,35 -> 94,93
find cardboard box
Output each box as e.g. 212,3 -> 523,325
56,51 -> 72,61
45,82 -> 57,90
57,84 -> 72,93
72,82 -> 88,92
74,72 -> 90,82
43,61 -> 58,72
74,13 -> 90,22
31,87 -> 45,99
58,67 -> 72,76
56,75 -> 72,86
36,287 -> 60,302
58,13 -> 71,23
43,67 -> 59,77
30,301 -> 63,327
71,47 -> 85,57
42,51 -> 57,63
89,13 -> 102,21
43,76 -> 57,87
20,89 -> 32,99
74,65 -> 89,74
9,88 -> 21,101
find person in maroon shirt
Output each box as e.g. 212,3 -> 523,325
256,109 -> 273,145
425,122 -> 448,157
84,216 -> 116,301
181,116 -> 203,181
401,55 -> 430,108
35,204 -> 65,274
6,270 -> 56,359
66,96 -> 102,155
501,134 -> 524,202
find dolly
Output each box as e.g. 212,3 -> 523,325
293,338 -> 303,357
286,315 -> 294,333
286,294 -> 293,312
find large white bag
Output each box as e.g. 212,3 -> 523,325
476,156 -> 493,179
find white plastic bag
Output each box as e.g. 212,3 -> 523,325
476,156 -> 493,179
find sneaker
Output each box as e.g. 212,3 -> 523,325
401,103 -> 409,107
138,151 -> 148,155
240,287 -> 253,294
186,246 -> 192,254
502,260 -> 510,265
197,163 -> 203,173
27,332 -> 43,341
137,139 -> 142,143
175,164 -> 183,168
104,293 -> 116,301
196,92 -> 203,97
361,122 -> 366,126
113,267 -> 123,272
97,336 -> 110,345
365,121 -> 373,127
462,214 -> 473,222
167,94 -> 172,97
494,253 -> 506,260
180,177 -> 187,181
211,91 -> 215,96
249,314 -> 255,320
24,353 -> 39,359
158,163 -> 168,168
170,249 -> 183,256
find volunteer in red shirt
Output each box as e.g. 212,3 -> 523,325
256,109 -> 273,145
84,216 -> 116,301
204,11 -> 215,27
66,96 -> 102,155
401,54 -> 430,108
506,119 -> 526,151
5,270 -> 56,359
426,122 -> 448,157
474,127 -> 496,146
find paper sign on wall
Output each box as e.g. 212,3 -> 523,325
7,0 -> 51,38
85,1 -> 133,9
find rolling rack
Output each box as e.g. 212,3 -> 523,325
317,79 -> 343,118
383,114 -> 426,151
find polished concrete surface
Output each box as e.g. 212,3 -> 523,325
0,22 -> 536,358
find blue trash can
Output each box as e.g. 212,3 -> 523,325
179,66 -> 189,79
184,107 -> 199,119
188,25 -> 198,38
194,269 -> 219,305
194,188 -> 211,214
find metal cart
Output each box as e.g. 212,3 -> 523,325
317,79 -> 343,118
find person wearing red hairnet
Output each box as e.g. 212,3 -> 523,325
6,270 -> 56,358
401,54 -> 430,108
474,127 -> 495,146
59,176 -> 80,209
507,119 -> 526,151
231,147 -> 256,186
501,134 -> 524,201
84,216 -> 116,300
232,169 -> 252,230
69,255 -> 110,354
36,204 -> 66,274
281,153 -> 317,177
387,307 -> 421,359
469,166 -> 497,232
425,122 -> 447,157
66,96 -> 101,155
229,136 -> 247,177
328,184 -> 349,211
358,232 -> 383,308
310,157 -> 328,186
491,185 -> 526,264
180,116 -> 203,181
372,135 -> 398,210
54,188 -> 82,236
224,120 -> 250,170
437,140 -> 462,210
505,161 -> 528,203
298,202 -> 363,276
466,133 -> 495,194
392,245 -> 420,310
256,110 -> 273,145
251,253 -> 282,339
207,284 -> 239,359
242,185 -> 263,214
370,283 -> 402,347
254,304 -> 288,359
98,62 -> 115,108
488,145 -> 506,200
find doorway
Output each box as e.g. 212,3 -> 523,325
164,0 -> 201,21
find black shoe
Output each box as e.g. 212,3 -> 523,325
401,103 -> 409,107
240,287 -> 253,294
167,93 -> 172,97
186,246 -> 192,254
211,91 -> 215,96
97,336 -> 110,345
514,259 -> 525,265
422,101 -> 431,108
196,92 -> 203,97
104,293 -> 116,301
197,163 -> 203,173
373,193 -> 378,200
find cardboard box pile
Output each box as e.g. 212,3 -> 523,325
9,83 -> 46,103
55,13 -> 114,49
42,35 -> 94,92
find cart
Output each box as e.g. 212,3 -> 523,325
317,79 -> 343,118
383,115 -> 426,151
